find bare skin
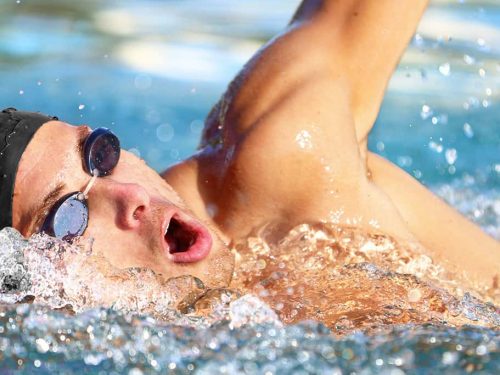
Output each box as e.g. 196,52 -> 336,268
11,0 -> 500,293
163,0 -> 500,287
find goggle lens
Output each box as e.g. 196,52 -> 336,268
40,127 -> 120,241
84,128 -> 120,176
41,193 -> 88,241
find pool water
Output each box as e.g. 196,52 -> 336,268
0,0 -> 499,373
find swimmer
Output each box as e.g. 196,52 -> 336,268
1,0 -> 499,296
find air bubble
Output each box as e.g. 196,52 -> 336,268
156,123 -> 174,142
463,123 -> 474,138
463,54 -> 475,65
438,63 -> 451,76
78,104 -> 85,110
445,148 -> 457,165
428,141 -> 443,153
420,104 -> 433,120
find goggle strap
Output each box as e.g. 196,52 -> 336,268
81,169 -> 99,198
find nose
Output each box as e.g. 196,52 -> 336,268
97,181 -> 151,230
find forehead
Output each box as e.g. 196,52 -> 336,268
12,121 -> 85,233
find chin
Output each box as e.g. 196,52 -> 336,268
202,244 -> 235,288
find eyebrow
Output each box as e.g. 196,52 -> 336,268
29,127 -> 90,234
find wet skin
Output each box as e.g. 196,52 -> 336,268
10,0 -> 500,291
12,122 -> 235,288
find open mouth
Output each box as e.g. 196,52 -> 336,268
163,214 -> 212,263
165,216 -> 197,253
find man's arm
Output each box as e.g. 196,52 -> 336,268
290,0 -> 429,144
367,152 -> 500,288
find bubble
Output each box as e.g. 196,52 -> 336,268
478,68 -> 486,78
442,351 -> 458,365
34,360 -> 41,368
19,90 -> 24,95
438,62 -> 451,76
35,338 -> 50,353
156,123 -> 174,142
476,345 -> 488,356
420,104 -> 433,120
428,141 -> 443,153
463,123 -> 474,138
463,54 -> 475,65
295,130 -> 312,150
476,38 -> 486,47
397,156 -> 412,167
78,104 -> 85,110
445,149 -> 457,165
376,141 -> 385,152
414,33 -> 424,46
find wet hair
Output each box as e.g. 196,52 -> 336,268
0,108 -> 58,230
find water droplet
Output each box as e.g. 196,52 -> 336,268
414,33 -> 424,46
476,345 -> 488,356
463,54 -> 475,65
420,104 -> 433,120
35,338 -> 50,353
19,90 -> 24,95
476,38 -> 486,47
37,81 -> 42,86
376,141 -> 385,151
485,88 -> 492,96
295,130 -> 312,150
478,68 -> 486,78
428,141 -> 443,153
481,99 -> 489,108
16,0 -> 21,3
78,104 -> 85,110
442,351 -> 458,365
438,62 -> 451,76
445,148 -> 457,165
463,123 -> 474,138
156,123 -> 174,142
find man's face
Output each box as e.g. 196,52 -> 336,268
12,121 -> 234,288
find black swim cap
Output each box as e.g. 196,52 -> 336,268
0,108 -> 58,230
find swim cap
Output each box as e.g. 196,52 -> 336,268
0,108 -> 58,230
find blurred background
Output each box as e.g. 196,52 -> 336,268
0,0 -> 498,188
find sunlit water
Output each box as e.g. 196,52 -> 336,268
0,0 -> 499,373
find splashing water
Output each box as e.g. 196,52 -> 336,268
0,184 -> 499,372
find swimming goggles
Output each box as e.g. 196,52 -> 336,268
40,128 -> 120,241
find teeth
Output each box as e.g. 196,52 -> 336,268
164,222 -> 170,237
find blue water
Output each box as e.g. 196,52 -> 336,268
0,0 -> 499,373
